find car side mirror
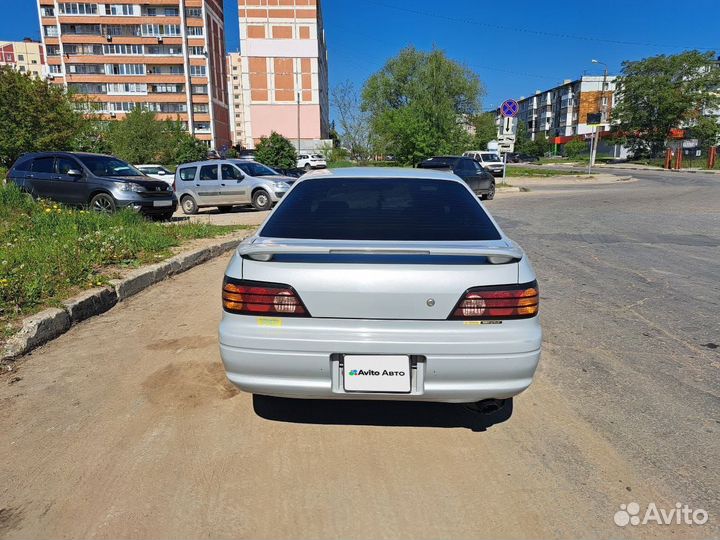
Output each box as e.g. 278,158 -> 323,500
158,170 -> 166,176
67,168 -> 82,177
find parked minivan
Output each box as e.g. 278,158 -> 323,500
462,151 -> 504,176
7,152 -> 177,219
175,159 -> 296,214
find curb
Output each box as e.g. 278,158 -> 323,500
1,232 -> 250,363
496,186 -> 521,193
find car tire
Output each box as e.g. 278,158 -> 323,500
251,189 -> 272,211
89,193 -> 116,213
181,195 -> 198,215
217,205 -> 234,213
303,163 -> 312,172
482,181 -> 496,201
158,211 -> 174,221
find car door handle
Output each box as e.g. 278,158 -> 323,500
220,183 -> 226,186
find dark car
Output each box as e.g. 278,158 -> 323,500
417,156 -> 495,200
7,152 -> 177,219
507,152 -> 539,163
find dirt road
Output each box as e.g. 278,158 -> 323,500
1,170 -> 717,539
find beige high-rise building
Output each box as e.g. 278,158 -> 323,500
236,0 -> 329,150
227,52 -> 247,146
37,0 -> 232,150
0,39 -> 46,77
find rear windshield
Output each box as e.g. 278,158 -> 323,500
260,177 -> 501,241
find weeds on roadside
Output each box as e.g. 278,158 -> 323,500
0,184 -> 241,328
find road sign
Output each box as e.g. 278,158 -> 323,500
500,99 -> 519,118
498,140 -> 515,153
498,134 -> 516,143
501,115 -> 515,135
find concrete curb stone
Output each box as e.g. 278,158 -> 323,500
1,231 -> 250,363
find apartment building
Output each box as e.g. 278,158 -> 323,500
236,0 -> 329,150
227,52 -> 247,146
0,39 -> 46,77
513,75 -> 617,142
37,0 -> 231,150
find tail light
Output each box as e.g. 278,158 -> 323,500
222,278 -> 310,317
449,281 -> 539,320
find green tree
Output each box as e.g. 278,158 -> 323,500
0,67 -> 87,166
612,50 -> 720,157
105,108 -> 166,164
689,115 -> 720,149
361,47 -> 484,165
332,80 -> 372,160
254,131 -> 297,169
471,112 -> 497,150
513,121 -> 531,154
161,120 -> 208,165
564,138 -> 589,158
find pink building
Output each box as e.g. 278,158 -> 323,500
236,0 -> 329,150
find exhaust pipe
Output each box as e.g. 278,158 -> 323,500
466,398 -> 506,414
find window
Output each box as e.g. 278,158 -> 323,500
48,65 -> 62,74
191,85 -> 207,95
65,44 -> 103,55
142,24 -> 180,36
146,45 -> 181,55
18,55 -> 25,61
68,64 -> 104,74
77,155 -> 144,177
260,178 -> 501,241
164,7 -> 179,16
189,46 -> 204,56
150,83 -> 183,93
46,45 -> 60,56
190,65 -> 206,76
105,4 -> 137,15
59,3 -> 97,15
221,164 -> 244,180
44,26 -> 58,37
192,103 -> 209,113
57,157 -> 80,175
179,167 -> 197,181
105,63 -> 145,75
41,6 -> 55,16
104,44 -> 143,55
236,162 -> 279,177
198,165 -> 218,181
185,8 -> 202,17
186,26 -> 204,36
31,157 -> 55,174
107,83 -> 147,95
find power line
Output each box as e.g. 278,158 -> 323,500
360,0 -> 716,51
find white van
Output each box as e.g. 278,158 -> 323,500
462,151 -> 504,177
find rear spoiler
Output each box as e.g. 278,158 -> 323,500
237,239 -> 523,264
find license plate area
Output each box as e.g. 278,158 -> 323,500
342,355 -> 411,393
153,200 -> 172,207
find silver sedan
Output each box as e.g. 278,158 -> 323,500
219,168 -> 541,413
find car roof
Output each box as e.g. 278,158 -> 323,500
300,167 -> 461,182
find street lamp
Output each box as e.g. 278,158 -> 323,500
588,59 -> 609,172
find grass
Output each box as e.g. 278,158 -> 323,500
0,184 -> 244,336
505,166 -> 588,177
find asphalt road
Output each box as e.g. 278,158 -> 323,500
0,170 -> 718,539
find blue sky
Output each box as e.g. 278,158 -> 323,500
7,0 -> 719,113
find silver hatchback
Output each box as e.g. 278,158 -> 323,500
219,168 -> 542,413
175,159 -> 295,214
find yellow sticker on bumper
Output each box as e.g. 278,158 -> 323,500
258,317 -> 282,327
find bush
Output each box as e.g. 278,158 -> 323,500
254,131 -> 298,169
564,139 -> 588,158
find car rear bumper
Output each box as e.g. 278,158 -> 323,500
219,315 -> 541,403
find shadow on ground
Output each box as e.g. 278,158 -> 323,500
253,395 -> 513,432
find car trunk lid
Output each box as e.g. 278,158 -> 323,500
238,238 -> 521,320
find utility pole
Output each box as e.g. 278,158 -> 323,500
590,59 -> 609,171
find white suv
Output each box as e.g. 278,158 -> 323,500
297,153 -> 327,171
462,151 -> 504,177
